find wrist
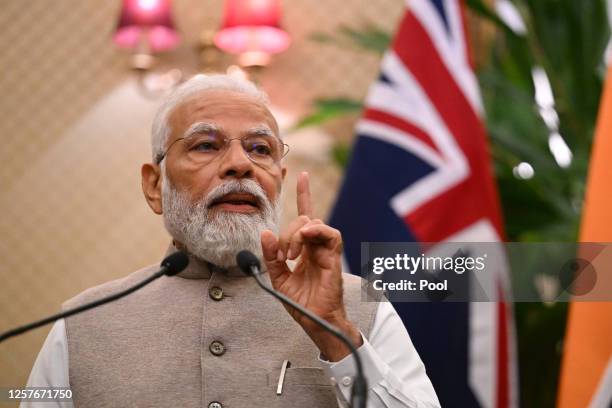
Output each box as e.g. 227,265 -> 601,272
308,318 -> 363,362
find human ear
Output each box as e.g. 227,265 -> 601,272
141,163 -> 163,214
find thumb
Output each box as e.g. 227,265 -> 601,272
261,229 -> 291,284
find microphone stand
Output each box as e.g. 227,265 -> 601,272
237,251 -> 367,408
0,252 -> 189,343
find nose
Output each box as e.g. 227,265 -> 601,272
217,139 -> 254,179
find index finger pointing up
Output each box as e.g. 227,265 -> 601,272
296,171 -> 313,217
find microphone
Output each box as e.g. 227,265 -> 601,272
0,251 -> 189,343
236,250 -> 367,408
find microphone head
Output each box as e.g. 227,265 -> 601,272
236,250 -> 261,276
161,251 -> 189,276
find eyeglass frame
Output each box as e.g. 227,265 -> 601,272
154,126 -> 290,168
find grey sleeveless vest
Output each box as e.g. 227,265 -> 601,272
62,250 -> 379,408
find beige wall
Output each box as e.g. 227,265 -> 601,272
0,0 -> 405,393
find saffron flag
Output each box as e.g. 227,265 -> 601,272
557,65 -> 612,408
329,0 -> 517,406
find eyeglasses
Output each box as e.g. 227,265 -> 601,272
155,132 -> 289,169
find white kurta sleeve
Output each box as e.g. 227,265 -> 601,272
21,319 -> 73,408
319,301 -> 440,407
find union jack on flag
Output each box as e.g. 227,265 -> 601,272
329,0 -> 517,406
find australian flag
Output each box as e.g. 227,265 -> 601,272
329,0 -> 517,406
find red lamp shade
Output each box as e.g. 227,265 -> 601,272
114,0 -> 180,52
214,0 -> 290,57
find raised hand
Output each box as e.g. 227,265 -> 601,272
260,172 -> 362,361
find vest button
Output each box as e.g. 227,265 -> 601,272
208,402 -> 223,408
209,340 -> 226,356
209,286 -> 224,301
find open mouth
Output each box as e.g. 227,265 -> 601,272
209,193 -> 260,212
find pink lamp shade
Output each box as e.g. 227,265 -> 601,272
114,0 -> 180,52
214,0 -> 290,56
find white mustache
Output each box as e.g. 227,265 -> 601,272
202,179 -> 270,210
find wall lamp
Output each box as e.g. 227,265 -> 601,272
113,0 -> 290,96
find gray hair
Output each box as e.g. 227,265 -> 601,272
151,73 -> 270,162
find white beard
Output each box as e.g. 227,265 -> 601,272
162,177 -> 281,268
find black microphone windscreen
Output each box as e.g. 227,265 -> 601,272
161,251 -> 189,276
236,250 -> 260,275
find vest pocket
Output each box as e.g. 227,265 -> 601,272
268,367 -> 332,387
265,367 -> 339,407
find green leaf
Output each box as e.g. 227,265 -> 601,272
465,0 -> 521,38
337,24 -> 391,54
308,32 -> 338,44
309,23 -> 391,55
293,98 -> 363,130
331,141 -> 352,168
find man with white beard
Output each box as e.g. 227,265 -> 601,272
24,74 -> 439,408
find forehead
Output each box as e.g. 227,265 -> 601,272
168,89 -> 278,137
